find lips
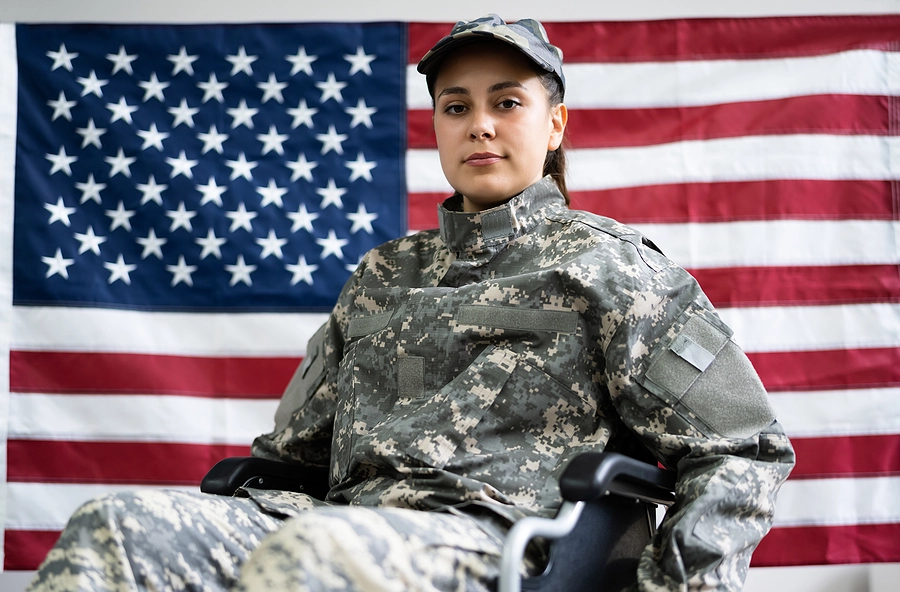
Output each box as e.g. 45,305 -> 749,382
465,152 -> 503,166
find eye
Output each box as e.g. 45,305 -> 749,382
443,103 -> 467,115
498,98 -> 521,110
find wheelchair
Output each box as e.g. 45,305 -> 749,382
202,450 -> 675,591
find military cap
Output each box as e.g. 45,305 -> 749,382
417,14 -> 565,95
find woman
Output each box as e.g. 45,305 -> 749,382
29,15 -> 794,592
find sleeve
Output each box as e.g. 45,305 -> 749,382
604,266 -> 795,591
250,261 -> 363,468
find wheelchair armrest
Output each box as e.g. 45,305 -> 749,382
200,456 -> 330,500
559,451 -> 676,506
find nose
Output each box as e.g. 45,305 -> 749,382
468,107 -> 495,140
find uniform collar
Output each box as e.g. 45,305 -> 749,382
438,176 -> 565,254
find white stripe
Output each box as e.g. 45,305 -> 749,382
8,393 -> 278,445
630,220 -> 900,269
770,388 -> 900,438
6,482 -> 195,531
0,21 -> 19,568
11,307 -> 329,355
772,476 -> 900,528
408,135 -> 900,193
407,49 -> 900,110
717,303 -> 900,353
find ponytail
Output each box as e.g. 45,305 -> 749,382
538,71 -> 569,206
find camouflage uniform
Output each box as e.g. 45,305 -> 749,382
29,177 -> 794,591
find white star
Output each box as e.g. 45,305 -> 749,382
138,73 -> 169,102
167,46 -> 199,76
46,146 -> 77,176
77,70 -> 109,98
286,46 -> 317,75
47,91 -> 77,122
225,202 -> 257,233
166,201 -> 197,232
316,229 -> 349,260
137,122 -> 169,151
75,174 -> 106,204
168,98 -> 199,128
196,228 -> 227,259
226,46 -> 257,76
257,125 -> 288,155
107,45 -> 137,75
198,124 -> 229,154
45,197 -> 76,226
197,177 -> 227,206
106,201 -> 136,231
287,153 -> 318,182
346,203 -> 378,234
198,72 -> 228,103
227,99 -> 259,129
287,99 -> 318,129
287,203 -> 319,233
345,97 -> 377,129
104,254 -> 137,285
286,254 -> 318,285
76,118 -> 106,149
106,97 -> 138,124
74,226 -> 107,255
225,255 -> 256,286
166,150 -> 199,179
316,125 -> 348,155
345,152 -> 376,182
136,227 -> 167,259
47,43 -> 78,72
258,73 -> 288,104
225,152 -> 257,181
316,72 -> 347,103
105,148 -> 136,178
344,47 -> 375,75
316,178 -> 346,209
42,249 -> 75,279
136,174 -> 167,206
257,179 -> 288,208
256,229 -> 288,260
166,255 -> 197,287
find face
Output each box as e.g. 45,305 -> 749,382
432,42 -> 567,212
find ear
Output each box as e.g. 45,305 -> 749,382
547,103 -> 567,151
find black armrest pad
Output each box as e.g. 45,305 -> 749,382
200,456 -> 330,499
559,452 -> 676,505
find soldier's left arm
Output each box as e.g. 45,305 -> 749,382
604,264 -> 796,591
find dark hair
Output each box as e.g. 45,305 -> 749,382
538,71 -> 569,206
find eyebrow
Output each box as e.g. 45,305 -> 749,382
436,80 -> 527,99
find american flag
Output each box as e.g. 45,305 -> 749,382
1,15 -> 898,571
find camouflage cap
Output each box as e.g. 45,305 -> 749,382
417,14 -> 565,95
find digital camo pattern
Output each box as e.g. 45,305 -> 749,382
29,176 -> 794,591
253,176 -> 795,590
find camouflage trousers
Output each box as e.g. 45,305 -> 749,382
26,489 -> 506,592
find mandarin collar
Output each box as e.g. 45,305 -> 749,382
437,177 -> 566,255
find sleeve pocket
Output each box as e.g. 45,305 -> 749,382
273,321 -> 329,432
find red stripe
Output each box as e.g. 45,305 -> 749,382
4,530 -> 60,571
569,180 -> 895,224
690,266 -> 900,308
9,351 -> 300,397
749,348 -> 900,392
7,440 -> 251,485
789,435 -> 900,479
410,179 -> 895,230
752,522 -> 900,566
410,95 -> 891,150
409,17 -> 900,64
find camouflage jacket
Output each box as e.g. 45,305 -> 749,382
252,176 -> 795,589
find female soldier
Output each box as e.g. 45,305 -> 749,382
29,15 -> 794,592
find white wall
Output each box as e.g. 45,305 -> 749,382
2,1 -> 899,590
